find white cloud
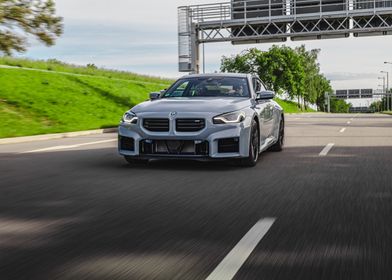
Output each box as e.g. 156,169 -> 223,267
19,0 -> 392,89
56,0 -> 214,27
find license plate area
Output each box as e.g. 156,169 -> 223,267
140,140 -> 208,156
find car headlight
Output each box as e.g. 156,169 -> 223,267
122,112 -> 138,124
213,111 -> 246,124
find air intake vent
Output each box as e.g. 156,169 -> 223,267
176,119 -> 205,132
143,118 -> 169,132
119,136 -> 135,151
218,138 -> 240,153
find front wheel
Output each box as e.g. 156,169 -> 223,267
269,116 -> 284,152
239,119 -> 260,167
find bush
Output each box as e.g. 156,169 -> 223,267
330,99 -> 350,113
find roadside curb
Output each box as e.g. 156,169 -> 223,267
0,128 -> 118,145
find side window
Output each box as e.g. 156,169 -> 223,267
258,79 -> 266,91
253,78 -> 264,93
252,78 -> 261,93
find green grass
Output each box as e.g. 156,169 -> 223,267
0,65 -> 171,138
0,56 -> 172,84
275,98 -> 316,113
0,57 -> 313,138
382,111 -> 392,115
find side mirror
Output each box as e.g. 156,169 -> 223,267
150,92 -> 161,100
256,91 -> 275,101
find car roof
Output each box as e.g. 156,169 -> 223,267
182,73 -> 252,79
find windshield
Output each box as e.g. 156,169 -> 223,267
163,77 -> 250,98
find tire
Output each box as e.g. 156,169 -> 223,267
239,119 -> 260,167
124,156 -> 149,165
269,116 -> 284,152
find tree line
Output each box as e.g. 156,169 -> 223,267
221,45 -> 349,112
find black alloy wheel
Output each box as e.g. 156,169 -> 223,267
240,119 -> 260,167
270,116 -> 284,152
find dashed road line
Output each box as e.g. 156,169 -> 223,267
339,128 -> 346,133
347,121 -> 351,124
20,139 -> 117,154
319,143 -> 335,157
206,218 -> 275,280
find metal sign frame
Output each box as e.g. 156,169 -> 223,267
178,0 -> 392,73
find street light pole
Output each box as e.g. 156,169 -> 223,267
378,77 -> 386,91
378,85 -> 385,111
384,62 -> 392,111
379,77 -> 386,111
381,70 -> 390,111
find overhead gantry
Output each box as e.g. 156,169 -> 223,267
178,0 -> 392,73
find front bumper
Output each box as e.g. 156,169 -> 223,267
118,114 -> 252,159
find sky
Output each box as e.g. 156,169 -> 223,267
20,0 -> 392,92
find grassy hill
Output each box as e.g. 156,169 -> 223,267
0,56 -> 170,84
0,57 -> 312,138
275,98 -> 316,113
0,58 -> 172,138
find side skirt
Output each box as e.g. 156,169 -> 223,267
259,136 -> 277,153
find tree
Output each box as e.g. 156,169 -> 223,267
221,48 -> 261,75
221,45 -> 330,111
330,99 -> 351,113
370,100 -> 382,112
0,0 -> 63,55
296,46 -> 319,109
314,74 -> 333,111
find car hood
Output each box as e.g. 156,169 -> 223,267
131,97 -> 252,114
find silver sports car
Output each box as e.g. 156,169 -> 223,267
118,73 -> 284,167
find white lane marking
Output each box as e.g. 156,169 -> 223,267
21,139 -> 117,154
347,121 -> 351,124
319,143 -> 335,157
339,128 -> 346,133
206,218 -> 275,280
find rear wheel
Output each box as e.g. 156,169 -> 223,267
124,156 -> 149,165
270,116 -> 284,152
239,119 -> 260,167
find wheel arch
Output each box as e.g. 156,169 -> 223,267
252,114 -> 261,146
280,113 -> 285,125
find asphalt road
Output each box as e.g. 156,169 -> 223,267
1,113 -> 392,280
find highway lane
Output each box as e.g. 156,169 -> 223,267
0,113 -> 392,279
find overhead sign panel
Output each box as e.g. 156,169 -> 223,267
360,88 -> 373,98
348,89 -> 361,99
232,0 -> 287,44
291,0 -> 349,41
353,0 -> 392,37
335,89 -> 348,99
232,0 -> 285,18
334,89 -> 375,99
294,0 -> 346,14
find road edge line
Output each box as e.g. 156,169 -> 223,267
20,139 -> 118,154
0,128 -> 118,145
